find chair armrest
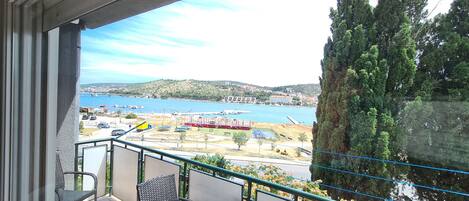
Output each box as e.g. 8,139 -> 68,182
63,171 -> 98,191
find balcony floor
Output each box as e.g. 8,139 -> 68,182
97,195 -> 120,201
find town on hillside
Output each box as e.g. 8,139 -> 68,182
81,79 -> 320,106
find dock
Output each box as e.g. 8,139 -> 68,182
287,116 -> 299,124
172,110 -> 250,116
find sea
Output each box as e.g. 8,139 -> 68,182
80,93 -> 317,125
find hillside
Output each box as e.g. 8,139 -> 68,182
271,84 -> 321,97
81,79 -> 320,102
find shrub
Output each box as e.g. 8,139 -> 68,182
125,113 -> 138,119
232,132 -> 250,150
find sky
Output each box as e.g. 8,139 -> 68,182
80,0 -> 453,87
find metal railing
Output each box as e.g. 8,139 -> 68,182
74,138 -> 333,201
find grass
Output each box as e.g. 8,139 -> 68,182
80,128 -> 99,136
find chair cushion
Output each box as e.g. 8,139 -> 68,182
61,190 -> 94,201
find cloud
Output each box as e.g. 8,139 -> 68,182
81,0 -> 452,86
81,0 -> 335,86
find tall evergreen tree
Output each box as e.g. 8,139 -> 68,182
403,0 -> 469,200
312,0 -> 418,199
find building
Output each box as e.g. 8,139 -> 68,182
224,96 -> 257,103
0,1 -> 330,201
269,95 -> 293,104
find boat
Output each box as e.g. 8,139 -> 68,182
175,126 -> 190,132
157,125 -> 171,131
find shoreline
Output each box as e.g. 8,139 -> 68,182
80,92 -> 317,109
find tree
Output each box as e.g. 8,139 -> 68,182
312,0 -> 419,199
79,121 -> 84,133
257,139 -> 263,153
232,132 -> 249,150
125,113 -> 138,119
298,133 -> 307,148
179,132 -> 186,148
116,110 -> 122,123
404,1 -> 469,199
204,133 -> 209,149
270,138 -> 278,151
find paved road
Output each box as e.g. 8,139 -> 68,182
80,118 -> 312,180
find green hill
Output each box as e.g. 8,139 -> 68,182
81,79 -> 320,102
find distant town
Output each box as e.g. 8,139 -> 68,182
81,79 -> 320,106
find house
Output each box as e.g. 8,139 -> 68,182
269,95 -> 293,104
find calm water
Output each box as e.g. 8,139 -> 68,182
80,94 -> 316,125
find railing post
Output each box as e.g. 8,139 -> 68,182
182,163 -> 188,198
138,149 -> 144,183
74,143 -> 79,191
109,140 -> 114,196
247,181 -> 252,201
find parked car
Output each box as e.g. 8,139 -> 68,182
97,122 -> 110,129
111,129 -> 126,136
82,114 -> 89,120
89,114 -> 97,120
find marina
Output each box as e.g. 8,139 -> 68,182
80,93 -> 317,125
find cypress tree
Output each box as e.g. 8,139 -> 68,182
404,0 -> 469,200
312,0 -> 418,199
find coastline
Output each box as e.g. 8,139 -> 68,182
80,92 -> 317,109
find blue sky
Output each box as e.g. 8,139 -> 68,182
80,0 -> 452,87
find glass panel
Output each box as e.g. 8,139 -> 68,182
144,155 -> 180,195
113,145 -> 138,201
256,190 -> 291,201
188,169 -> 243,201
82,145 -> 107,197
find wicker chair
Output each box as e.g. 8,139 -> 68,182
55,153 -> 97,201
137,174 -> 181,201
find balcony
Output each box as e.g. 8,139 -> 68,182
72,138 -> 332,201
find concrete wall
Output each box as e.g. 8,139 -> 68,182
56,23 -> 81,187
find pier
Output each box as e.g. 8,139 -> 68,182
172,110 -> 250,116
287,115 -> 299,124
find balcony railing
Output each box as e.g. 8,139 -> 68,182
74,138 -> 333,201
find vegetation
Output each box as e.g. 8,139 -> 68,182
81,79 -> 320,102
79,121 -> 84,132
313,0 -> 468,200
312,0 -> 419,199
179,132 -> 186,148
298,133 -> 307,148
257,139 -> 263,153
271,83 -> 321,97
403,0 -> 469,200
232,132 -> 250,150
203,133 -> 209,149
125,113 -> 138,119
192,154 -> 329,200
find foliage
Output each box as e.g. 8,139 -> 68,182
191,154 -> 329,200
203,133 -> 209,149
231,164 -> 329,200
232,132 -> 250,150
257,139 -> 263,153
79,121 -> 84,132
312,0 -> 419,199
402,0 -> 469,200
298,133 -> 307,148
192,154 -> 231,174
125,113 -> 138,119
193,154 -> 231,168
83,79 -> 320,102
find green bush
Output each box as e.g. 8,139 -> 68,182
125,113 -> 138,119
232,132 -> 250,150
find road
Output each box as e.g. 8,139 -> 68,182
80,117 -> 312,180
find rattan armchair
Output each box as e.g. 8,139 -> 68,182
55,153 -> 97,201
137,174 -> 190,201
